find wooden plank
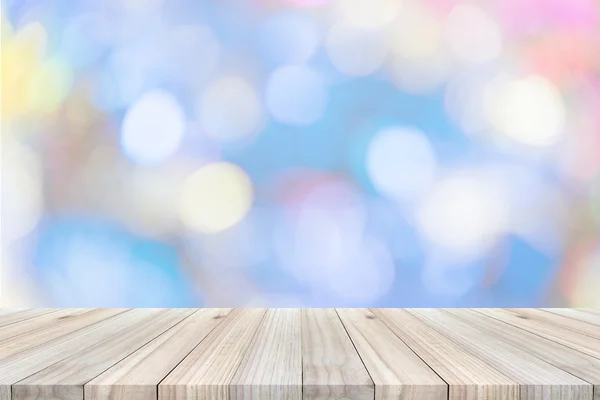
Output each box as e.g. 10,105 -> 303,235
336,308 -> 447,400
0,309 -> 87,342
302,308 -> 374,400
2,308 -> 600,400
229,309 -> 301,400
159,308 -> 267,400
12,309 -> 195,400
408,309 -> 593,400
0,309 -> 58,328
507,309 -> 600,340
373,308 -> 519,400
475,308 -> 600,359
85,309 -> 233,400
0,309 -> 148,400
542,308 -> 600,327
0,308 -> 125,358
444,309 -> 600,400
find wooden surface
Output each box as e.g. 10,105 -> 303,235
0,309 -> 599,400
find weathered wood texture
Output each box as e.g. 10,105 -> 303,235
0,308 -> 598,400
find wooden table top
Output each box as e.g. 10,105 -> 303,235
0,308 -> 599,400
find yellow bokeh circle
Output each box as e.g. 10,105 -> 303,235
179,162 -> 254,234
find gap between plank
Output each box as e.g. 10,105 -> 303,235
0,309 -> 62,330
448,310 -> 598,400
224,309 -> 271,397
471,309 -> 600,362
539,309 -> 600,329
469,309 -> 599,400
78,309 -> 201,400
333,309 -> 376,400
9,308 -> 133,398
154,309 -> 238,389
370,309 -> 451,400
155,309 -> 268,399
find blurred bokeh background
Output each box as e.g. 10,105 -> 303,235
1,0 -> 599,308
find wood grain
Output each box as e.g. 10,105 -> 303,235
444,309 -> 600,400
0,309 -> 86,342
12,309 -> 194,400
475,308 -> 600,359
85,308 -> 233,400
230,309 -> 302,400
408,309 -> 593,400
506,309 -> 600,340
158,308 -> 267,400
0,309 -> 58,329
1,308 -> 599,400
542,308 -> 600,327
374,308 -> 519,400
302,308 -> 373,400
337,308 -> 447,400
0,308 -> 125,358
0,309 -> 142,399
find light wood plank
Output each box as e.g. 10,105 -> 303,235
0,309 -> 58,328
444,309 -> 600,400
508,309 -> 600,340
230,309 -> 302,400
336,308 -> 447,400
2,308 -> 599,400
0,309 -> 86,341
581,309 -> 600,316
85,309 -> 233,400
12,309 -> 195,400
373,308 -> 519,400
408,309 -> 592,400
0,309 -> 150,400
542,309 -> 600,326
159,308 -> 267,400
0,308 -> 125,358
475,308 -> 600,359
302,308 -> 373,400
